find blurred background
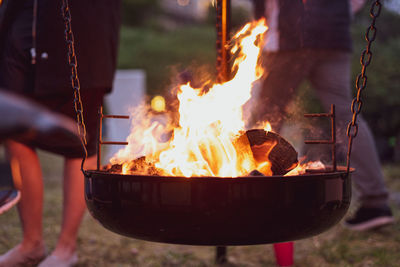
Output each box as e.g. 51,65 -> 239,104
1,0 -> 399,266
117,0 -> 400,163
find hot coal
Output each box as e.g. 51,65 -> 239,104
105,163 -> 122,173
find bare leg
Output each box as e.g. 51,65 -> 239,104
0,141 -> 46,266
50,155 -> 96,260
6,141 -> 45,250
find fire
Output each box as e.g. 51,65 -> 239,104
110,19 -> 270,177
285,160 -> 326,176
110,19 -> 322,177
263,121 -> 272,132
156,22 -> 268,177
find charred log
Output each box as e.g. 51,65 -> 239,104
248,169 -> 265,176
244,129 -> 298,175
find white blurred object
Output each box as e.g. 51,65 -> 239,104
103,70 -> 146,162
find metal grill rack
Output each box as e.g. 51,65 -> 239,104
304,104 -> 337,173
96,106 -> 129,170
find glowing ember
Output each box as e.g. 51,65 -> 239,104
285,160 -> 326,176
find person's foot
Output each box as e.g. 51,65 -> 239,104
0,244 -> 46,267
38,252 -> 78,267
343,205 -> 395,231
0,189 -> 20,215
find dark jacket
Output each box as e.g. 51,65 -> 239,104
253,0 -> 352,52
0,0 -> 121,96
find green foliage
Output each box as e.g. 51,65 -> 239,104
117,25 -> 216,96
206,4 -> 252,31
121,0 -> 160,26
357,37 -> 400,131
230,6 -> 253,30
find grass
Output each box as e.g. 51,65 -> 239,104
0,149 -> 399,266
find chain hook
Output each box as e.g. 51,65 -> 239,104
61,0 -> 88,175
346,0 -> 382,173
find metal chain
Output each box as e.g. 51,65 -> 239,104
61,0 -> 88,173
346,0 -> 382,173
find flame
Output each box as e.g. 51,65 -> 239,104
251,140 -> 277,176
285,159 -> 325,176
111,19 -> 273,177
263,122 -> 272,132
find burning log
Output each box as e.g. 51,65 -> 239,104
105,129 -> 298,177
106,163 -> 122,173
240,129 -> 298,175
104,156 -> 163,176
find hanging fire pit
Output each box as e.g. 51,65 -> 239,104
57,0 -> 384,253
86,108 -> 353,245
86,123 -> 352,246
80,17 -> 353,246
57,0 -> 354,247
84,168 -> 351,246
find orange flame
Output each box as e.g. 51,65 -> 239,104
263,122 -> 272,132
285,159 -> 325,176
111,19 -> 274,177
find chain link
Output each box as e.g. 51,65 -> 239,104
61,0 -> 88,173
346,0 -> 382,173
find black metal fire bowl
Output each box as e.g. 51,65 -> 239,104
84,168 -> 351,246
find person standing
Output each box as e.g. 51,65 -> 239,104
0,0 -> 120,266
252,0 -> 394,231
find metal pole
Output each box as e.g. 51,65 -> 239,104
215,246 -> 227,264
216,0 -> 231,83
331,104 -> 337,171
97,106 -> 103,171
215,0 -> 230,264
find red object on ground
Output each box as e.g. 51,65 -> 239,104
273,242 -> 294,266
